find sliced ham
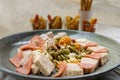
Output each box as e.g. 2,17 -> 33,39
94,48 -> 108,53
85,41 -> 97,47
9,50 -> 23,68
30,35 -> 42,43
19,43 -> 38,50
53,62 -> 66,77
80,57 -> 99,73
79,63 -> 96,69
30,35 -> 45,47
85,53 -> 101,60
79,63 -> 96,74
16,56 -> 32,75
61,63 -> 83,77
91,52 -> 109,66
76,39 -> 97,48
88,46 -> 108,53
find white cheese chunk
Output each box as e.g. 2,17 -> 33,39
62,63 -> 83,76
80,57 -> 99,73
33,54 -> 55,76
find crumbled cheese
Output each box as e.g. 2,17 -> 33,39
40,34 -> 49,41
76,38 -> 87,43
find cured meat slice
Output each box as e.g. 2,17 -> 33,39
9,50 -> 23,68
79,63 -> 96,73
19,43 -> 38,50
16,56 -> 32,75
80,57 -> 99,73
30,35 -> 45,47
76,39 -> 97,48
85,53 -> 101,60
53,62 -> 66,77
91,52 -> 109,66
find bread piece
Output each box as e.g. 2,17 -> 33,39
62,63 -> 83,76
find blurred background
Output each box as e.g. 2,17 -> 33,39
0,0 -> 120,38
